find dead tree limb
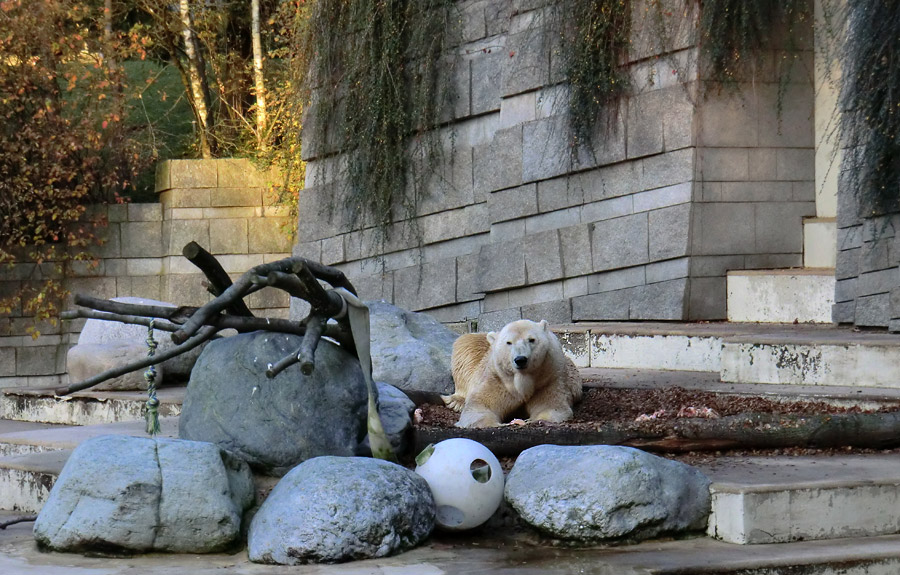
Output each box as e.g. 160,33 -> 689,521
55,326 -> 218,395
62,304 -> 329,339
171,257 -> 352,345
63,249 -> 359,391
61,309 -> 185,333
414,411 -> 900,457
74,294 -> 193,322
183,241 -> 254,317
0,515 -> 36,529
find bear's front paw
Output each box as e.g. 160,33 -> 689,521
441,393 -> 466,413
456,409 -> 501,428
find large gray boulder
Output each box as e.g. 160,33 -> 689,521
248,456 -> 434,564
33,435 -> 253,554
505,445 -> 711,542
359,382 -> 415,457
179,331 -> 368,476
69,296 -> 203,389
368,301 -> 458,396
67,343 -> 162,391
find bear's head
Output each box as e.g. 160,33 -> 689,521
487,319 -> 551,375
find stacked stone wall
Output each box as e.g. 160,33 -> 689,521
297,0 -> 817,329
0,159 -> 292,389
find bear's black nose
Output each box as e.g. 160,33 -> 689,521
514,355 -> 528,368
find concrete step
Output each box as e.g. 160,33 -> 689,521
556,322 -> 900,390
804,216 -> 837,269
702,455 -> 900,545
583,367 -> 900,410
0,417 -> 181,513
0,385 -> 184,425
555,322 -> 768,372
0,416 -> 180,457
721,330 -> 900,387
726,268 -> 836,324
0,449 -> 69,513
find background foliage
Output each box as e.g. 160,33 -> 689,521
0,0 -> 143,329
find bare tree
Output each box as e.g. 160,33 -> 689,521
251,0 -> 268,150
178,0 -> 214,157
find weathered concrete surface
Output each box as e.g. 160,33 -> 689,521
0,386 -> 184,426
4,513 -> 900,574
721,339 -> 900,387
702,455 -> 900,545
727,269 -> 836,324
591,333 -> 723,372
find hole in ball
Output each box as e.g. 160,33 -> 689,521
436,505 -> 466,527
470,459 -> 491,483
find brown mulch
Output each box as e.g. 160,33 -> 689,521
413,383 -> 900,465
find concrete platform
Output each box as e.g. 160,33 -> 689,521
0,386 -> 184,425
702,455 -> 900,545
0,417 -> 179,457
555,322 -> 900,391
726,269 -> 836,324
3,510 -> 900,574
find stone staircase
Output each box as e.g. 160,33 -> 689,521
726,217 -> 837,324
3,321 -> 900,572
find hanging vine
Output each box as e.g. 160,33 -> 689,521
697,0 -> 812,100
560,0 -> 632,150
839,0 -> 900,216
296,0 -> 454,234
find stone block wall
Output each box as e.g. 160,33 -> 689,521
833,196 -> 900,330
297,0 -> 818,329
0,159 -> 292,389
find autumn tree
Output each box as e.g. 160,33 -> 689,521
0,0 -> 144,330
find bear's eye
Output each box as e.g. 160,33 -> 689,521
528,338 -> 535,343
506,341 -> 512,345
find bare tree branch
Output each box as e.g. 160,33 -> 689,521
0,515 -> 36,530
56,326 -> 218,396
62,250 -> 360,391
61,309 -> 184,333
182,241 -> 253,317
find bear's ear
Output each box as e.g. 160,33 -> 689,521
539,319 -> 549,331
486,331 -> 497,345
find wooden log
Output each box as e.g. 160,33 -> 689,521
0,515 -> 36,530
182,241 -> 254,317
412,411 -> 900,458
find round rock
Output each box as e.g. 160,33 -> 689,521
76,296 -> 203,381
33,435 -> 254,554
248,456 -> 435,564
505,445 -> 711,542
368,301 -> 458,396
179,331 -> 367,476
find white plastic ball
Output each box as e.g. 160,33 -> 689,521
414,438 -> 505,530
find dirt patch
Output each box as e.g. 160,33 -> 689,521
413,382 -> 900,464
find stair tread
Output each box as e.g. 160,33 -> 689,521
581,367 -> 900,403
0,417 -> 179,451
557,321 -> 853,339
699,454 -> 900,492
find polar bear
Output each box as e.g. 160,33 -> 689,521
442,319 -> 582,428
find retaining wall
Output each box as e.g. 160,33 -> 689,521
0,159 -> 292,389
296,0 -> 817,330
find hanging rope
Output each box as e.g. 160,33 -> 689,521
145,319 -> 160,436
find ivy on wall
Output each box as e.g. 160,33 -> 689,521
561,0 -> 631,149
839,0 -> 900,216
296,0 -> 896,230
297,0 -> 454,234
